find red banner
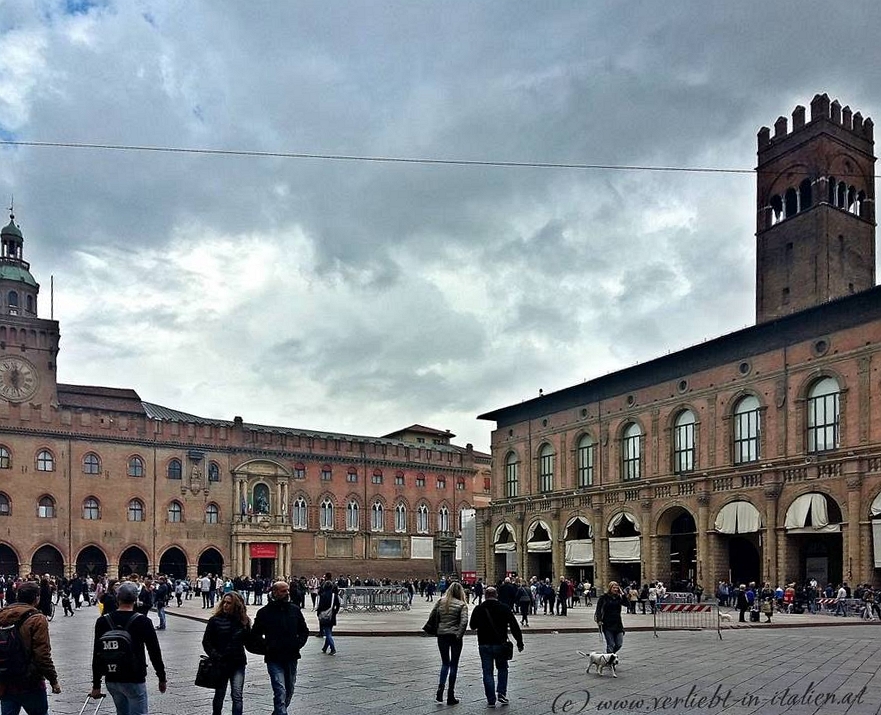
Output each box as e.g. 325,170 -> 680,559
249,543 -> 278,559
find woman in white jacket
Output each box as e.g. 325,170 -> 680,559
432,581 -> 469,705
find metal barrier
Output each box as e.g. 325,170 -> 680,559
653,603 -> 721,639
337,586 -> 411,612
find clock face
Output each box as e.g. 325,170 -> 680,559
0,356 -> 39,402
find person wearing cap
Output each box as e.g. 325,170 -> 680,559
90,581 -> 167,715
469,586 -> 524,708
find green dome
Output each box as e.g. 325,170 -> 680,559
1,219 -> 22,239
0,264 -> 38,287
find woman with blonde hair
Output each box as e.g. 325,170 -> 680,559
431,580 -> 468,705
202,590 -> 251,715
594,581 -> 627,654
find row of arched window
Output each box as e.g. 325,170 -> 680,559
0,493 -> 221,523
296,463 -> 465,489
769,176 -> 867,226
0,448 -> 221,482
293,498 -> 467,534
504,378 -> 841,497
4,290 -> 34,316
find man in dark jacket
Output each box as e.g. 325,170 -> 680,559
469,586 -> 524,708
90,581 -> 166,715
497,578 -> 518,611
0,581 -> 61,715
248,581 -> 309,715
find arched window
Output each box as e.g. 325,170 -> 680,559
807,377 -> 840,452
346,501 -> 360,531
733,396 -> 761,464
417,504 -> 429,534
0,446 -> 9,469
438,506 -> 450,533
167,500 -> 183,523
416,473 -> 426,488
0,493 -> 9,516
371,502 -> 384,532
784,187 -> 798,217
505,452 -> 519,498
827,176 -> 837,205
208,462 -> 220,482
127,455 -> 145,477
294,463 -> 306,480
799,178 -> 812,211
847,185 -> 857,214
395,470 -> 405,486
26,295 -> 32,313
292,498 -> 307,529
253,484 -> 270,514
577,435 -> 594,487
36,450 -> 55,472
82,497 -> 100,520
38,496 -> 55,518
321,465 -> 332,481
347,466 -> 358,483
167,459 -> 182,480
436,476 -> 446,489
456,478 -> 466,491
395,503 -> 407,532
320,499 -> 334,530
205,503 -> 219,524
83,453 -> 101,475
127,499 -> 145,522
622,423 -> 642,481
769,195 -> 783,226
837,182 -> 847,209
7,291 -> 17,309
538,444 -> 554,493
372,468 -> 383,485
673,410 -> 696,474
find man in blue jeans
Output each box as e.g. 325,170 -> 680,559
248,581 -> 310,715
90,582 -> 166,715
469,587 -> 524,707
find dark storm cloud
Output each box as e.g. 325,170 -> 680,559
2,0 -> 879,447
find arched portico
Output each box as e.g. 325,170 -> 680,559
564,516 -> 594,583
783,492 -> 843,585
525,519 -> 553,581
713,500 -> 763,586
607,511 -> 641,585
493,523 -> 518,581
656,506 -> 697,590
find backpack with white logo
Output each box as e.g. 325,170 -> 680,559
98,613 -> 141,680
0,609 -> 38,680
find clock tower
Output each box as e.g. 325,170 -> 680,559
0,213 -> 59,407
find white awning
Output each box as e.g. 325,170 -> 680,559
784,493 -> 832,530
714,501 -> 763,534
871,492 -> 881,518
526,519 -> 552,542
608,511 -> 641,534
494,542 -> 517,553
874,522 -> 881,568
493,523 -> 516,544
564,515 -> 594,539
565,539 -> 594,565
608,536 -> 641,563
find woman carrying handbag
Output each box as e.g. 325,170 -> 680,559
431,582 -> 469,705
201,591 -> 251,715
316,580 -> 339,655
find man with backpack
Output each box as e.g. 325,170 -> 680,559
0,581 -> 60,715
90,582 -> 166,715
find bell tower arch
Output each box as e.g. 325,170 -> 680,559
755,93 -> 876,323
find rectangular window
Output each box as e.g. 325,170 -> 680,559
395,475 -> 404,486
372,475 -> 383,484
436,479 -> 446,489
807,392 -> 840,452
294,468 -> 306,480
673,423 -> 695,473
622,435 -> 641,481
734,409 -> 761,464
347,472 -> 358,483
505,461 -> 519,498
577,443 -> 594,487
539,453 -> 554,493
416,476 -> 426,487
321,470 -> 332,481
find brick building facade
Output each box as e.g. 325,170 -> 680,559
0,215 -> 490,580
477,94 -> 881,591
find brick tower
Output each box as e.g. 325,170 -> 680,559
755,93 -> 876,323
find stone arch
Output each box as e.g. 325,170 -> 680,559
291,489 -> 312,506
783,490 -> 844,528
31,543 -> 64,578
665,403 -> 700,430
655,504 -> 697,536
607,511 -> 640,537
197,547 -> 224,576
0,542 -> 19,575
75,545 -> 109,577
564,515 -> 594,540
158,545 -> 189,580
118,544 -> 149,577
493,522 -> 517,545
725,389 -> 766,417
794,368 -> 847,402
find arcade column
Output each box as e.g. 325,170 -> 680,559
696,493 -> 710,587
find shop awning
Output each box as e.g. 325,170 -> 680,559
714,501 -> 763,534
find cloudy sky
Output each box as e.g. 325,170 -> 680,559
1,1 -> 879,450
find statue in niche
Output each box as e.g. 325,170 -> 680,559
190,465 -> 203,491
254,484 -> 271,514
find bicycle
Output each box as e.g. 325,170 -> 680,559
47,600 -> 56,622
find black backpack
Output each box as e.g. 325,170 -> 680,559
0,609 -> 38,680
97,613 -> 142,680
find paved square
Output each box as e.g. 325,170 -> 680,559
40,606 -> 881,715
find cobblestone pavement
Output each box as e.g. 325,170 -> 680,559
39,604 -> 881,715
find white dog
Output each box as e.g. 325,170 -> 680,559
578,651 -> 619,678
719,612 -> 732,622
